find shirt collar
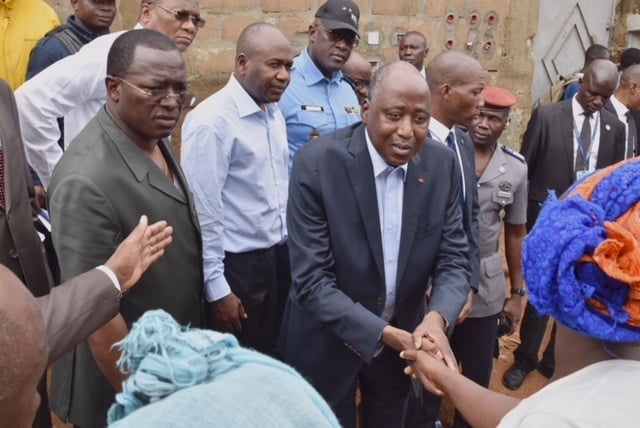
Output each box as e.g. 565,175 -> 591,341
364,128 -> 408,180
571,96 -> 600,121
298,48 -> 345,86
429,117 -> 454,143
67,15 -> 109,39
228,74 -> 276,118
610,94 -> 629,117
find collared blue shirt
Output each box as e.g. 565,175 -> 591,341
365,130 -> 407,322
280,48 -> 361,171
181,75 -> 289,302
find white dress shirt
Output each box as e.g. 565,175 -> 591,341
609,94 -> 633,157
429,117 -> 467,200
571,96 -> 601,171
181,75 -> 288,302
15,25 -> 146,188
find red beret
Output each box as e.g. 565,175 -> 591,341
482,86 -> 517,110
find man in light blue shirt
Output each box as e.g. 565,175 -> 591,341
279,0 -> 362,170
181,23 -> 293,355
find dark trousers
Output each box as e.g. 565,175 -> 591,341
334,345 -> 410,428
223,246 -> 280,355
450,314 -> 499,428
513,301 -> 556,373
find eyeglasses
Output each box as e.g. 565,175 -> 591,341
344,75 -> 369,90
111,76 -> 197,107
154,3 -> 206,28
315,25 -> 359,48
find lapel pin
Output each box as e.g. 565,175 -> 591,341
417,177 -> 425,184
605,124 -> 611,131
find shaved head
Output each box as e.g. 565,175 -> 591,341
427,51 -> 486,127
576,59 -> 618,114
236,22 -> 288,58
342,51 -> 372,104
0,266 -> 48,427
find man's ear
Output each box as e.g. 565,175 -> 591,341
361,98 -> 370,124
309,24 -> 317,44
236,53 -> 248,75
105,76 -> 121,103
139,2 -> 152,25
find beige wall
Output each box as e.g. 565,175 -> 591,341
44,0 -> 543,149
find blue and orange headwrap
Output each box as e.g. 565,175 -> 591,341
523,158 -> 640,342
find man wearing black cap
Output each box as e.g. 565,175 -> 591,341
279,0 -> 362,171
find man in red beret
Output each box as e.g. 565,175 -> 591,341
446,86 -> 528,427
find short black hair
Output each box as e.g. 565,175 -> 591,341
620,48 -> 640,70
107,29 -> 179,77
584,44 -> 610,66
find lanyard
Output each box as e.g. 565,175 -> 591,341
572,114 -> 599,169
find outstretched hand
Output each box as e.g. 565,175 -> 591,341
105,215 -> 173,291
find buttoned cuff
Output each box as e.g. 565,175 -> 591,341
204,275 -> 232,302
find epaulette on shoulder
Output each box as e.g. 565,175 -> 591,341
501,145 -> 526,164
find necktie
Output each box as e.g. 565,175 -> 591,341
446,131 -> 465,210
0,146 -> 5,207
446,131 -> 456,153
626,111 -> 636,159
575,112 -> 592,173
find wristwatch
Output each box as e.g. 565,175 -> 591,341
511,287 -> 526,296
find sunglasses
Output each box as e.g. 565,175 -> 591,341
315,25 -> 359,48
154,3 -> 206,28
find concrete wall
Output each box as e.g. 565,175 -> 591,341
42,1 -> 547,149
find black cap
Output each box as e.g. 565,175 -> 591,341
315,0 -> 360,37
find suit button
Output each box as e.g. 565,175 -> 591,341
9,248 -> 18,258
376,297 -> 384,305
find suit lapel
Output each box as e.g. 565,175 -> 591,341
396,154 -> 424,285
101,111 -> 187,204
561,102 -> 575,172
346,125 -> 384,281
596,114 -> 614,168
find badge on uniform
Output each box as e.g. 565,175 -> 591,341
345,106 -> 360,114
498,181 -> 512,192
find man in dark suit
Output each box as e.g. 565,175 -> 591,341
503,58 -> 625,391
407,49 -> 484,428
47,30 -> 204,427
604,63 -> 640,159
279,61 -> 471,428
0,76 -> 173,428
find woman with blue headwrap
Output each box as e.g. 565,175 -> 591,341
106,309 -> 340,427
400,158 -> 640,427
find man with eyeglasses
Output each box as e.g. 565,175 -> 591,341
47,29 -> 204,428
16,0 -> 204,189
342,50 -> 372,105
279,0 -> 362,171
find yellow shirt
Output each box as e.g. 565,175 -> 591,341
0,0 -> 60,89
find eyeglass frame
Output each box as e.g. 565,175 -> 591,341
343,75 -> 369,90
110,75 -> 197,107
153,3 -> 206,28
314,24 -> 360,48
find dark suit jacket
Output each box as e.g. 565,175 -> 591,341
453,128 -> 480,290
521,99 -> 625,226
279,123 -> 471,405
604,100 -> 638,158
48,107 -> 204,427
0,78 -> 120,427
